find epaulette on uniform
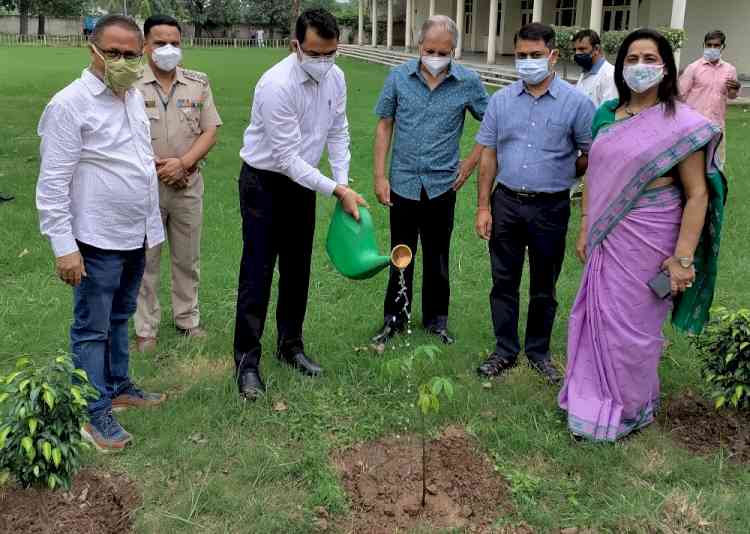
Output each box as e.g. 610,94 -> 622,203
182,69 -> 209,85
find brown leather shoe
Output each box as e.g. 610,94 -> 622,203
135,336 -> 157,353
177,326 -> 208,338
112,384 -> 167,411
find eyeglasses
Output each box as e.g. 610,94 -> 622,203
299,46 -> 337,59
96,47 -> 143,61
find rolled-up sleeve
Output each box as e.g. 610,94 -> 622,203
573,98 -> 596,153
36,102 -> 82,257
374,69 -> 398,118
258,81 -> 337,196
475,93 -> 499,147
467,75 -> 489,122
326,75 -> 351,186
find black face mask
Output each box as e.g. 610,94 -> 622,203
574,53 -> 594,71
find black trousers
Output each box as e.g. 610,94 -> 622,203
489,185 -> 570,363
233,163 -> 316,367
384,188 -> 456,330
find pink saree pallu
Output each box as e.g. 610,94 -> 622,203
558,102 -> 723,442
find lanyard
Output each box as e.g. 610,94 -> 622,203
155,82 -> 177,110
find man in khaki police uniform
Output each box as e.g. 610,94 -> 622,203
134,14 -> 222,352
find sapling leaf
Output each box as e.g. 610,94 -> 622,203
28,418 -> 38,435
430,379 -> 443,396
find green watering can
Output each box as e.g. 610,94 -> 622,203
326,201 -> 412,280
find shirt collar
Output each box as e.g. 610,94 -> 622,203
588,57 -> 607,75
701,58 -> 724,67
516,73 -> 559,98
81,68 -> 108,96
141,64 -> 187,85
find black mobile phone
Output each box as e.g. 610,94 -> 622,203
648,271 -> 672,300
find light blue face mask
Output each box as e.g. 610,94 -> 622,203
703,47 -> 722,62
515,56 -> 551,85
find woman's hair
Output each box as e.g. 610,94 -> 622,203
614,28 -> 679,115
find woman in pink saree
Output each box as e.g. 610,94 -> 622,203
559,29 -> 727,441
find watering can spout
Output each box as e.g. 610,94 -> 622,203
326,202 -> 412,280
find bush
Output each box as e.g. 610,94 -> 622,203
552,25 -> 585,63
0,355 -> 97,490
601,27 -> 686,58
693,307 -> 750,410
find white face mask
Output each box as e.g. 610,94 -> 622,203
623,63 -> 665,94
152,44 -> 182,72
515,56 -> 552,85
421,55 -> 451,77
703,47 -> 722,62
298,51 -> 336,82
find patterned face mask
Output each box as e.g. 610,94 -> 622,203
93,45 -> 143,94
623,63 -> 665,94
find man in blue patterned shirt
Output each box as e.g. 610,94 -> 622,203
370,15 -> 488,348
475,23 -> 595,384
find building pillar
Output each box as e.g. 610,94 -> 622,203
670,0 -> 687,66
358,0 -> 364,45
590,0 -> 603,34
429,0 -> 436,16
405,0 -> 413,50
629,0 -> 639,29
372,0 -> 378,46
487,0 -> 498,64
533,0 -> 543,22
456,0 -> 465,59
470,0 -> 479,51
387,0 -> 393,49
575,0 -> 586,27
498,0 -> 507,56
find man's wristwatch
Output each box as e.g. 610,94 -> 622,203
676,256 -> 694,269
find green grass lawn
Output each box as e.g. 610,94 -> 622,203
1,47 -> 750,533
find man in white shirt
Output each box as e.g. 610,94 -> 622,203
234,9 -> 366,400
36,15 -> 166,453
573,29 -> 617,108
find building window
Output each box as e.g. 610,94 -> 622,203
554,0 -> 576,27
521,0 -> 533,27
496,1 -> 503,36
603,0 -> 633,32
464,0 -> 473,35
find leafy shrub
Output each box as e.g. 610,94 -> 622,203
601,27 -> 686,58
692,307 -> 750,409
552,25 -> 585,63
0,355 -> 97,490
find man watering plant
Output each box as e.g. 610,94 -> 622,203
370,15 -> 488,349
233,8 -> 366,400
36,15 -> 166,452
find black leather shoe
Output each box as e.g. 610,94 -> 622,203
427,327 -> 455,345
237,368 -> 266,400
370,321 -> 405,347
235,351 -> 266,400
277,349 -> 322,377
529,359 -> 562,385
477,352 -> 517,378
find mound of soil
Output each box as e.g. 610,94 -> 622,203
659,391 -> 750,463
333,425 -> 512,533
0,468 -> 141,533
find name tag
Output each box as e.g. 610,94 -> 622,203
145,100 -> 157,108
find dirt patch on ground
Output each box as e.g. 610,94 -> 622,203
658,391 -> 750,463
332,425 -> 513,533
0,468 -> 141,533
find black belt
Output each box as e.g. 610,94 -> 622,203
496,182 -> 569,200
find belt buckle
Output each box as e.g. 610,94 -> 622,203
516,189 -> 535,199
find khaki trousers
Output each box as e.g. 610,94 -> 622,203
135,173 -> 204,337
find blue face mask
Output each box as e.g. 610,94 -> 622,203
515,56 -> 551,85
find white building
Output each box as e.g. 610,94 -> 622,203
356,0 -> 750,77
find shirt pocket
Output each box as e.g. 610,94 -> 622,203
542,119 -> 569,152
180,108 -> 202,135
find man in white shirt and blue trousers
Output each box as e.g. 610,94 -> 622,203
234,9 -> 366,400
36,15 -> 166,453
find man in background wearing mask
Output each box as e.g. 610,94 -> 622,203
234,9 -> 366,400
679,30 -> 740,169
474,23 -> 594,384
36,15 -> 166,452
133,15 -> 222,353
370,15 -> 488,349
573,29 -> 617,108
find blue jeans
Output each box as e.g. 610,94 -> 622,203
71,242 -> 145,415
